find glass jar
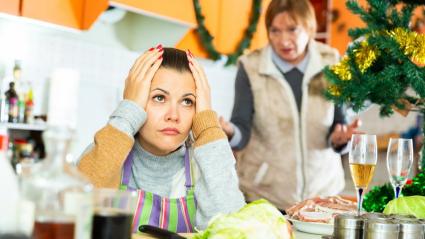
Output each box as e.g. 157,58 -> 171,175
21,126 -> 93,239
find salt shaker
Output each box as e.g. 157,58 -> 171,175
397,219 -> 424,239
365,219 -> 399,239
334,214 -> 365,239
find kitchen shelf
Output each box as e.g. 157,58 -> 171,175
5,122 -> 47,131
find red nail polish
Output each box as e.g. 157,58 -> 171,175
158,56 -> 163,60
156,44 -> 162,49
159,48 -> 164,52
149,47 -> 154,51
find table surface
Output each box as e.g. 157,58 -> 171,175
133,230 -> 325,239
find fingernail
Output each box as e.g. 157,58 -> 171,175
158,56 -> 163,60
156,44 -> 162,49
159,48 -> 163,52
149,47 -> 154,51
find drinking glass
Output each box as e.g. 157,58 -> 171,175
349,134 -> 378,215
92,189 -> 138,239
386,138 -> 413,199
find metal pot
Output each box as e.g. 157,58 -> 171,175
365,219 -> 399,239
334,214 -> 365,239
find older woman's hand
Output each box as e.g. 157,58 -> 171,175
330,118 -> 362,148
186,50 -> 212,113
124,45 -> 163,109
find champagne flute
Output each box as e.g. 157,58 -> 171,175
349,134 -> 378,215
386,138 -> 413,199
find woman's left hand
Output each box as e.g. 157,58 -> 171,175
186,50 -> 212,113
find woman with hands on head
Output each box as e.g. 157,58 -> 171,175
78,46 -> 245,232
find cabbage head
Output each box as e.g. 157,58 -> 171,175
193,199 -> 294,239
383,196 -> 425,219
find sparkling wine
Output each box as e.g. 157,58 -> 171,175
32,221 -> 75,239
349,163 -> 375,188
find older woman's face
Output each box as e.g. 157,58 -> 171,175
138,67 -> 196,156
268,11 -> 310,65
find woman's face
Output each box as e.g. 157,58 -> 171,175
139,67 -> 196,156
268,11 -> 311,65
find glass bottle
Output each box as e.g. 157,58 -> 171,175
5,82 -> 18,123
24,85 -> 34,124
21,126 -> 93,239
13,60 -> 22,82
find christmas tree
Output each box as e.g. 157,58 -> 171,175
324,0 -> 425,169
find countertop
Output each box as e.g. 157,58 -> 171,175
133,230 -> 325,238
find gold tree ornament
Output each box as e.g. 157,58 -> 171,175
389,27 -> 425,66
328,85 -> 342,96
354,41 -> 379,73
331,56 -> 352,81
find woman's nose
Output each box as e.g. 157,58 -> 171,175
279,33 -> 291,45
165,104 -> 179,122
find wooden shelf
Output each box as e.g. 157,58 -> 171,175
6,122 -> 47,131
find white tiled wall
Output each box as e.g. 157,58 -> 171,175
0,15 -> 237,158
0,16 -> 138,157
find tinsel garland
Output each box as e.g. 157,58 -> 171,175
363,172 -> 425,212
192,0 -> 261,66
327,28 -> 425,98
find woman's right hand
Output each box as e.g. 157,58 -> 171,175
124,45 -> 163,109
219,116 -> 235,139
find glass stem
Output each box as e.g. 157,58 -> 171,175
356,188 -> 363,216
394,186 -> 401,199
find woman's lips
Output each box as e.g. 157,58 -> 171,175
160,127 -> 180,135
280,48 -> 293,54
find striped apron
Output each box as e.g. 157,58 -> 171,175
119,149 -> 197,233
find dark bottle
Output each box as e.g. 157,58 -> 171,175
5,82 -> 18,123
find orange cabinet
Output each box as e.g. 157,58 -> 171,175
21,0 -> 108,30
0,0 -> 20,16
330,0 -> 366,54
111,0 -> 196,25
177,0 -> 270,58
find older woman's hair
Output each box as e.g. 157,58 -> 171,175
265,0 -> 317,37
161,48 -> 191,72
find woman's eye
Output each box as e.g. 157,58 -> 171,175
153,95 -> 165,102
182,98 -> 193,106
270,28 -> 280,34
289,27 -> 298,32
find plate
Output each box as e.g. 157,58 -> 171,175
285,216 -> 334,235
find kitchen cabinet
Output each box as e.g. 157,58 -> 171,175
177,0 -> 270,58
0,0 -> 20,16
20,0 -> 108,30
6,122 -> 47,171
110,0 -> 196,26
